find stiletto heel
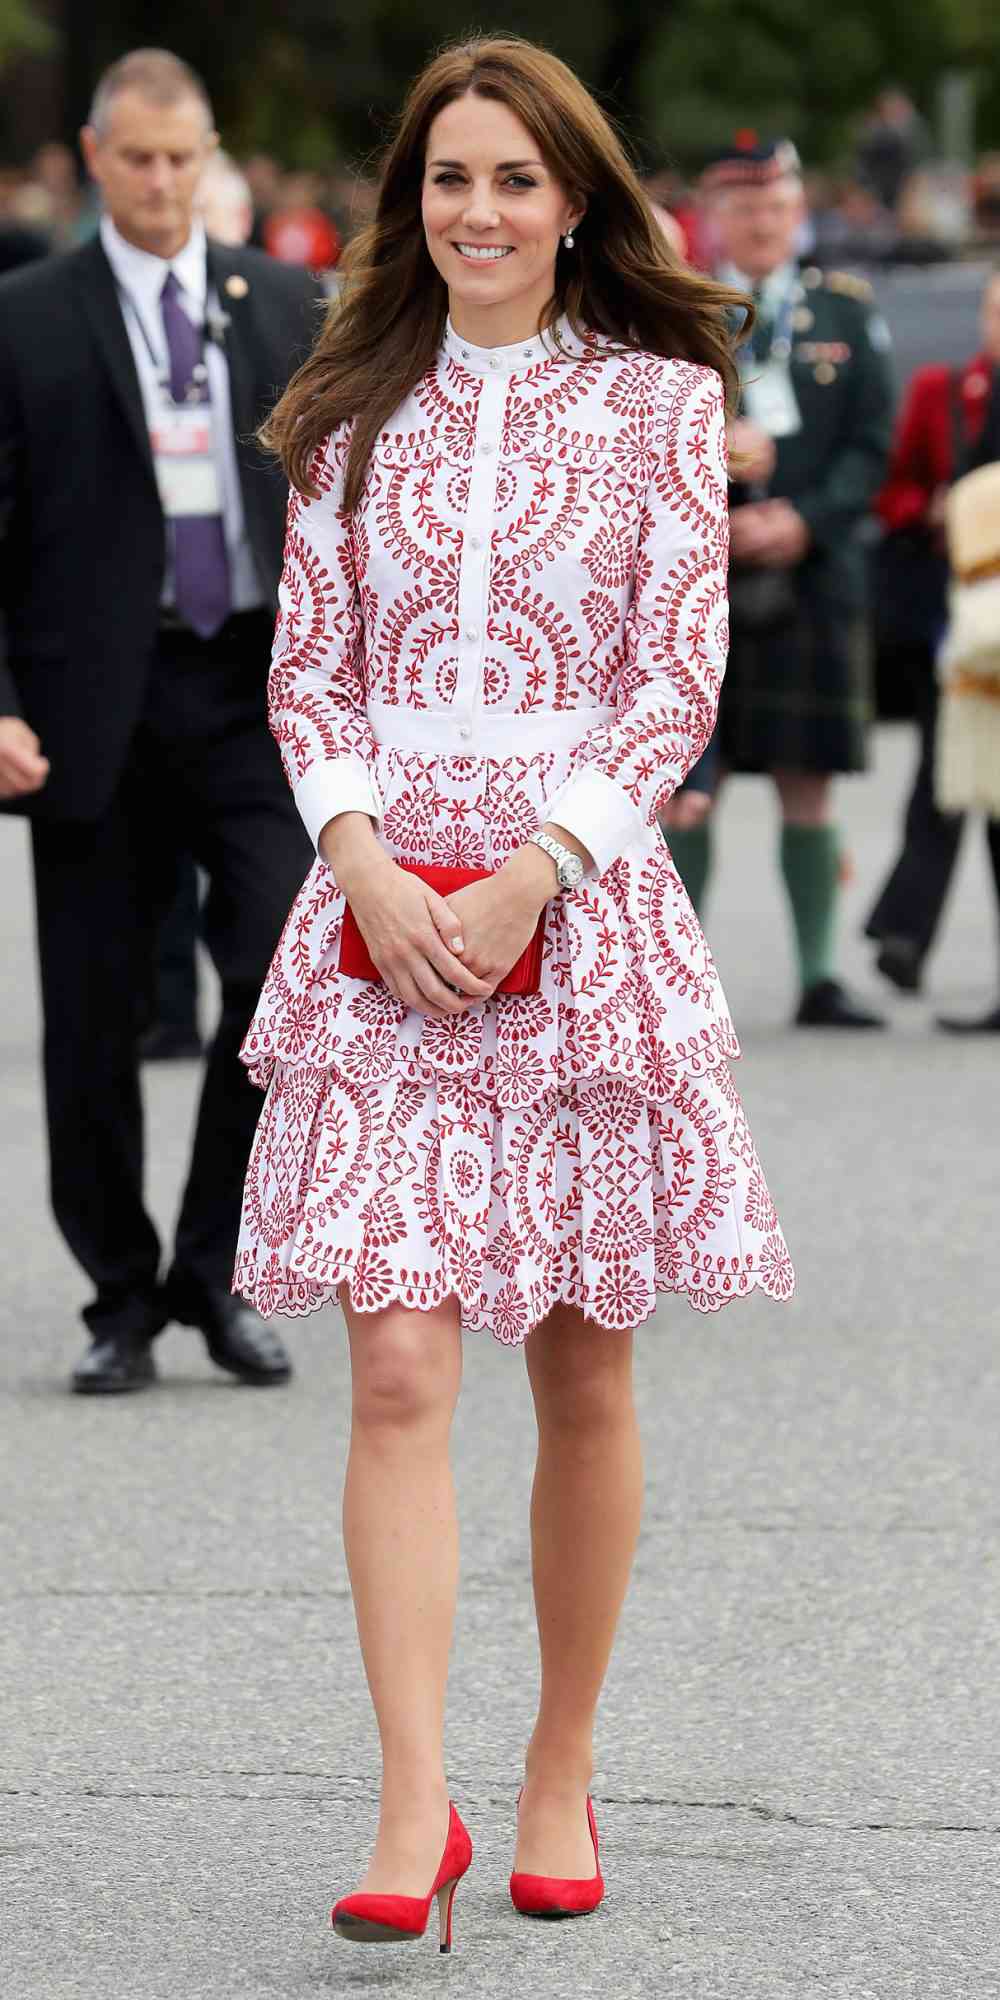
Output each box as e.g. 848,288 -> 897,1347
332,1802 -> 472,1948
437,1876 -> 459,1952
509,1793 -> 604,1919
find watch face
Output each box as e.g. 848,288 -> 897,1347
560,853 -> 585,889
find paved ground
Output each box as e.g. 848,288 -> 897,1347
2,725 -> 998,1999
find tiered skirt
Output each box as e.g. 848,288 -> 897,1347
234,738 -> 794,1340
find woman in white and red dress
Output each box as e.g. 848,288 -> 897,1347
237,36 -> 794,1949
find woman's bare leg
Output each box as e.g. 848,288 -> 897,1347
339,1288 -> 463,1894
515,1304 -> 643,1877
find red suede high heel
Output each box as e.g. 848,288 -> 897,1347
509,1792 -> 605,1919
332,1802 -> 472,1951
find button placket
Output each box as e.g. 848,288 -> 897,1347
456,369 -> 505,742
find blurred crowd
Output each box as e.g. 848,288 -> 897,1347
655,93 -> 1000,270
4,86 -> 1000,284
0,141 -> 375,278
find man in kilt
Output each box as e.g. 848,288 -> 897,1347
663,138 -> 894,1026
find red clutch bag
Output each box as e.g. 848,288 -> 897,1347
337,861 -> 545,995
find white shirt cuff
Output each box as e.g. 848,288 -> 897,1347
539,765 -> 646,877
294,756 -> 383,852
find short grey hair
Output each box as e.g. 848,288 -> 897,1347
88,48 -> 214,136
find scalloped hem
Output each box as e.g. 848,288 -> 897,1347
233,1249 -> 794,1346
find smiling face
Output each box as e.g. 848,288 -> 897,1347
421,92 -> 584,346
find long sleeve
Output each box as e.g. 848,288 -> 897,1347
875,366 -> 948,534
266,427 -> 382,849
540,363 -> 729,874
0,323 -> 23,719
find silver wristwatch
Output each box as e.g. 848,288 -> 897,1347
529,830 -> 585,893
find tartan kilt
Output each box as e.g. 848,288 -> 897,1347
719,580 -> 873,775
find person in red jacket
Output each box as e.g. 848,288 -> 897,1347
864,267 -> 1000,1025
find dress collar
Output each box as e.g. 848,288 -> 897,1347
443,311 -> 584,376
100,214 -> 208,316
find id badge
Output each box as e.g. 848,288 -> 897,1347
743,360 -> 802,438
150,405 -> 222,517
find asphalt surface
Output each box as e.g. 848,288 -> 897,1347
2,724 -> 998,1999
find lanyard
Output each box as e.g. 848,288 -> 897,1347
739,272 -> 799,374
118,277 -> 210,406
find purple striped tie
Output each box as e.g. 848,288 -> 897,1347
160,270 -> 232,639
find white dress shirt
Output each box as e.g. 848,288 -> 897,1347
100,214 -> 264,613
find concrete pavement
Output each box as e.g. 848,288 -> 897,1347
2,724 -> 998,1998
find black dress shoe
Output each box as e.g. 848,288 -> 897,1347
873,935 -> 924,995
165,1278 -> 292,1385
72,1334 -> 158,1395
795,978 -> 886,1029
139,1023 -> 203,1062
935,1003 -> 1000,1035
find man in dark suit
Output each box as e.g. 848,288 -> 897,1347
662,138 -> 894,1028
0,49 -> 321,1392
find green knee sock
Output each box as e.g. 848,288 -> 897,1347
780,822 -> 840,991
664,822 -> 712,914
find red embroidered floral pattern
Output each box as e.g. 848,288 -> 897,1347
235,1058 -> 793,1338
237,329 -> 793,1338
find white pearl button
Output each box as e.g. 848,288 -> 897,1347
480,442 -> 493,456
523,348 -> 533,358
465,626 -> 479,641
458,724 -> 471,739
489,357 -> 499,369
469,535 -> 482,550
461,348 -> 469,359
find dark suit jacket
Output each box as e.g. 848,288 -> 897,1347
737,274 -> 895,611
0,235 -> 326,822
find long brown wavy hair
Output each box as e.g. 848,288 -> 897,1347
265,35 -> 750,508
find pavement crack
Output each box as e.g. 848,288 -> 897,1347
4,1783 -> 996,1832
596,1795 -> 998,1832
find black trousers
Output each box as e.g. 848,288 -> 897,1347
865,687 -> 1000,959
150,855 -> 201,1036
29,610 -> 312,1339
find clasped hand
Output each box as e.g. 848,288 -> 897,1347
729,498 -> 810,567
342,850 -> 548,1020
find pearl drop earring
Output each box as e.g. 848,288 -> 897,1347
563,229 -> 575,250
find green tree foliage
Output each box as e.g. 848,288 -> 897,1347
58,0 -> 1000,170
0,0 -> 54,66
638,0 -> 1000,169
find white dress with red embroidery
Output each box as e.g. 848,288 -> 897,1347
235,316 -> 794,1340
